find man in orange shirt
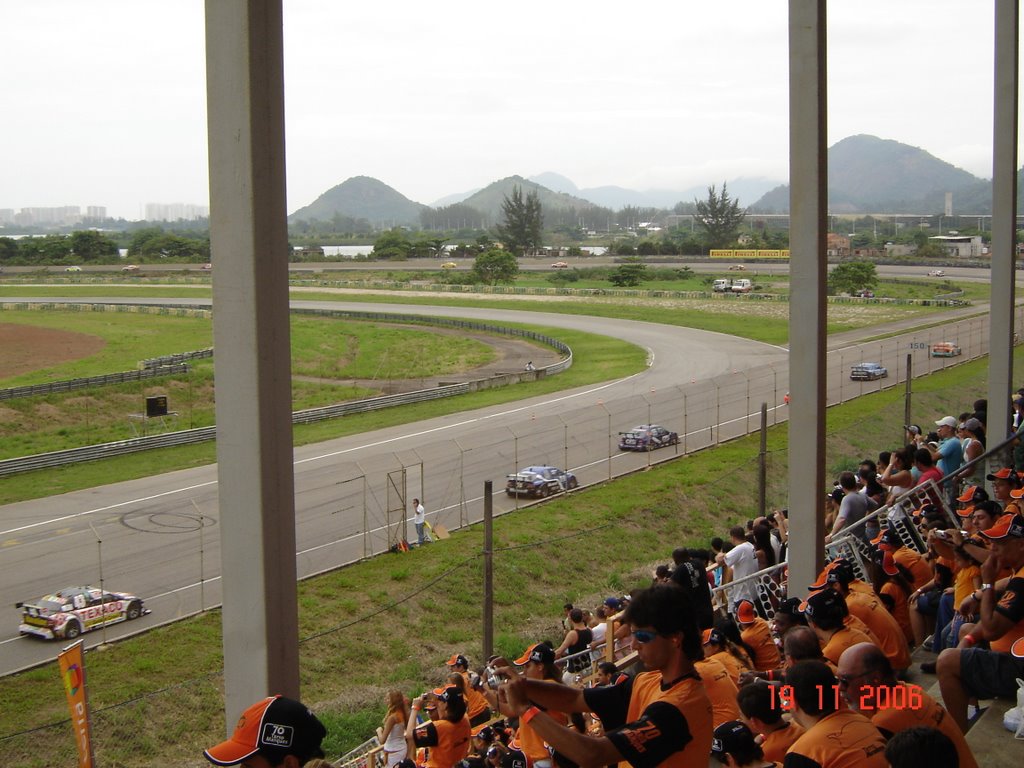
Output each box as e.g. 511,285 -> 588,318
782,660 -> 888,768
825,564 -> 911,672
801,589 -> 875,667
735,680 -> 803,764
937,512 -> 1024,732
837,643 -> 977,768
694,654 -> 741,728
735,599 -> 781,671
496,583 -> 713,768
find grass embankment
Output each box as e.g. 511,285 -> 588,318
0,348 -> 1005,767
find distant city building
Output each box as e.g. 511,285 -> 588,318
144,203 -> 210,221
85,206 -> 107,219
0,209 -> 14,225
11,206 -> 84,226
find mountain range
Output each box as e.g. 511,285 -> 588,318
288,135 -> 1008,226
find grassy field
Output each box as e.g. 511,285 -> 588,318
0,348 -> 1002,766
0,310 -> 504,460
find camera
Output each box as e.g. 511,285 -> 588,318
485,666 -> 502,689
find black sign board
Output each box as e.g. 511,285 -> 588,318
145,396 -> 168,418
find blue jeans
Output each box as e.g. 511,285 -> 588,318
415,522 -> 431,544
933,592 -> 955,652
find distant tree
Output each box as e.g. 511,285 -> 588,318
828,260 -> 877,295
472,248 -> 519,285
694,183 -> 746,248
128,229 -> 209,260
372,229 -> 411,260
496,186 -> 543,256
636,240 -> 659,256
609,259 -> 646,287
18,234 -> 72,262
0,237 -> 18,264
69,230 -> 119,261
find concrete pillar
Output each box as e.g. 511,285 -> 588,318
989,0 -> 1018,441
204,0 -> 300,724
787,1 -> 828,595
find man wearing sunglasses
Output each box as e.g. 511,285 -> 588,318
494,583 -> 712,768
836,643 -> 977,768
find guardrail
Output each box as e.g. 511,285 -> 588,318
141,348 -> 213,369
0,307 -> 572,476
0,364 -> 189,401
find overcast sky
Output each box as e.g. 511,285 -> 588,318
3,1 -> 1011,220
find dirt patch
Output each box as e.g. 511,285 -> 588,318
0,323 -> 107,379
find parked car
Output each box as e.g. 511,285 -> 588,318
618,424 -> 679,451
201,263 -> 213,270
927,269 -> 946,277
854,289 -> 874,298
18,585 -> 148,640
727,264 -> 746,271
121,264 -> 140,273
729,278 -> 753,293
441,261 -> 457,269
551,261 -> 569,269
931,342 -> 962,357
850,362 -> 888,381
505,465 -> 578,498
65,266 -> 82,272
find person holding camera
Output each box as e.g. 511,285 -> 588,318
406,686 -> 471,768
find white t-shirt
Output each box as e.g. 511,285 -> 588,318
413,503 -> 425,524
724,540 -> 758,601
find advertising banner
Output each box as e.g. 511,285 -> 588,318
58,640 -> 95,768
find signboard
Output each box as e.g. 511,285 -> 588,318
58,640 -> 95,768
145,395 -> 168,417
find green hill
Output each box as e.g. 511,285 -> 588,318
289,176 -> 426,226
750,135 -> 992,213
461,175 -> 600,222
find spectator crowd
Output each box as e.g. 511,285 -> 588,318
202,400 -> 1024,768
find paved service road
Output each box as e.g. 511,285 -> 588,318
0,297 -> 1000,674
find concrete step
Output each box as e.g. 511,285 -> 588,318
907,644 -> 1024,767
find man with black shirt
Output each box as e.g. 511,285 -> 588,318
670,547 -> 714,629
495,583 -> 713,768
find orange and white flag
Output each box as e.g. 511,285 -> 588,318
58,640 -> 95,768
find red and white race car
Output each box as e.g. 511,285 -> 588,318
17,585 -> 148,640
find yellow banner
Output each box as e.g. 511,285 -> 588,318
709,249 -> 790,260
58,640 -> 95,768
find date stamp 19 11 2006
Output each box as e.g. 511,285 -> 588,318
769,683 -> 925,712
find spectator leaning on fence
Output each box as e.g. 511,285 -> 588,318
494,583 -> 713,768
554,609 -> 594,684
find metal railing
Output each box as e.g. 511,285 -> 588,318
0,364 -> 189,401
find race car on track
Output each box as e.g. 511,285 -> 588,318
505,465 -> 579,497
931,342 -> 962,357
850,362 -> 888,381
17,585 -> 148,640
618,424 -> 679,451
